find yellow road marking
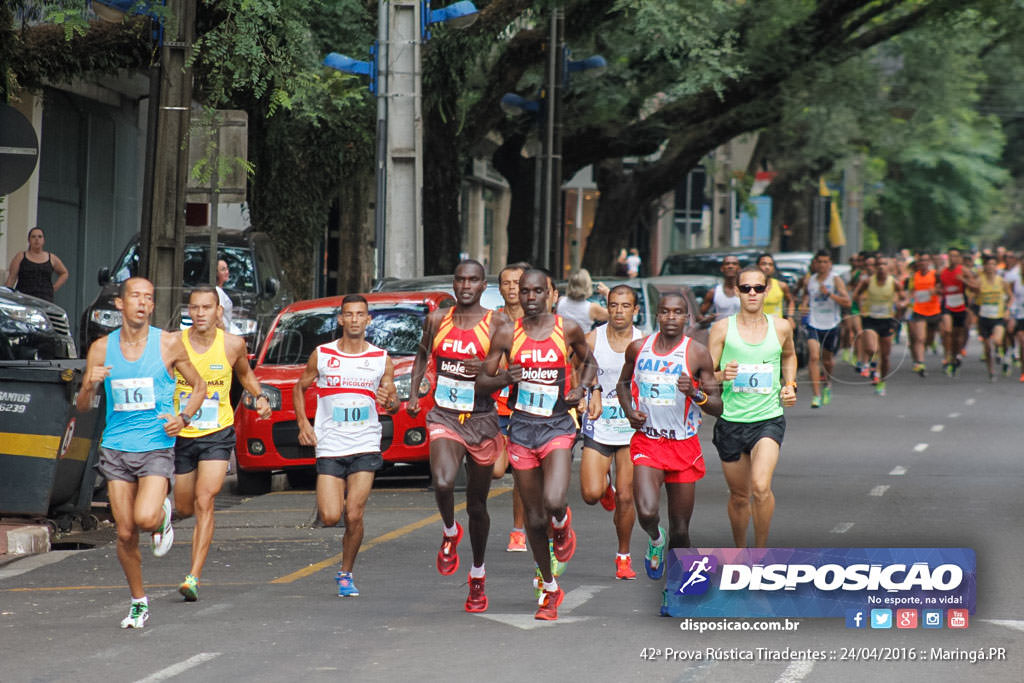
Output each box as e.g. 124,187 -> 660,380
270,486 -> 512,584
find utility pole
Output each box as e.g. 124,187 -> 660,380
140,0 -> 196,327
540,7 -> 564,274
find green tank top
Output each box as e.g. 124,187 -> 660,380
721,314 -> 783,423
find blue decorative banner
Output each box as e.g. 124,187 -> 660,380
663,548 -> 976,618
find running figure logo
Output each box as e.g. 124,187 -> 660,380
676,554 -> 718,596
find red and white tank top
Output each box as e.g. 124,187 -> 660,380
507,316 -> 572,418
314,341 -> 387,458
630,334 -> 702,441
940,266 -> 967,312
432,309 -> 494,414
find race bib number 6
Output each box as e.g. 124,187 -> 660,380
111,377 -> 155,412
733,363 -> 773,394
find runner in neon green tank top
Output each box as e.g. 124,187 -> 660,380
708,266 -> 797,548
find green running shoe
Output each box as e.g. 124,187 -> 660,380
645,526 -> 666,580
178,574 -> 198,602
822,385 -> 832,406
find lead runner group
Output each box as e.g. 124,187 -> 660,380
78,258 -> 795,628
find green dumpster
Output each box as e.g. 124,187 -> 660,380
0,360 -> 105,519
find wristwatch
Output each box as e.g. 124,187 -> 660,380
178,411 -> 192,426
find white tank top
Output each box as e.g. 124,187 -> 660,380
711,285 -> 741,321
556,297 -> 593,331
808,271 -> 842,330
630,334 -> 702,441
313,341 -> 388,458
583,325 -> 642,446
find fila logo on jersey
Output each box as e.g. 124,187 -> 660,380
441,339 -> 477,356
519,348 -> 559,364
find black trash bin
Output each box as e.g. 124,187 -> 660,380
0,360 -> 105,520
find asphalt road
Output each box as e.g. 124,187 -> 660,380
2,332 -> 1023,682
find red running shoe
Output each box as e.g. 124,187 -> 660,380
465,574 -> 487,613
534,587 -> 565,621
615,555 -> 637,580
437,522 -> 463,575
550,507 -> 576,563
599,482 -> 616,511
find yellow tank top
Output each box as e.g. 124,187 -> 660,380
763,278 -> 785,317
976,275 -> 1006,319
174,328 -> 234,437
865,275 -> 895,319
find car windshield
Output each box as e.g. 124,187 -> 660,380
112,243 -> 257,293
262,304 -> 428,364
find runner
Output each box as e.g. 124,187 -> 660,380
493,262 -> 530,552
75,277 -> 207,628
757,253 -> 795,326
708,266 -> 798,548
479,268 -> 599,620
407,260 -> 508,612
972,254 -> 1013,381
799,250 -> 850,408
171,286 -> 272,601
579,284 -> 642,580
838,252 -> 865,365
293,294 -> 400,598
907,251 -> 942,377
698,255 -> 742,323
1002,252 -> 1024,380
615,292 -> 721,606
939,247 -> 976,376
851,255 -> 905,396
853,253 -> 878,374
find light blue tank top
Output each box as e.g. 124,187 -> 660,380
102,326 -> 176,452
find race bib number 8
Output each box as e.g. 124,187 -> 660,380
515,381 -> 558,417
111,377 -> 155,412
331,397 -> 372,430
733,363 -> 773,394
435,375 -> 475,412
637,372 -> 676,406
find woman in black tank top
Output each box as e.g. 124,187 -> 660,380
4,227 -> 69,302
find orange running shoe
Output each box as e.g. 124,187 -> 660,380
534,587 -> 565,621
465,574 -> 487,613
436,522 -> 463,575
599,482 -> 616,511
506,530 -> 527,552
550,507 -> 577,563
615,555 -> 637,580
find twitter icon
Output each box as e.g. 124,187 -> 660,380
870,609 -> 893,629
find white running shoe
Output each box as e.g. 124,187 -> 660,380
120,601 -> 149,629
151,498 -> 174,557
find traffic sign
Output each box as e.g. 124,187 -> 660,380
0,105 -> 40,195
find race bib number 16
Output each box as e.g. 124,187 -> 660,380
111,377 -> 155,412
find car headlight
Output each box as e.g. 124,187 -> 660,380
0,300 -> 52,331
242,384 -> 282,411
90,308 -> 122,329
230,318 -> 258,336
394,374 -> 431,401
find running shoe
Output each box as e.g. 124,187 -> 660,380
120,601 -> 149,629
151,498 -> 174,558
336,571 -> 359,597
859,365 -> 870,378
822,385 -> 832,406
550,507 -> 576,563
810,395 -> 821,409
534,586 -> 565,621
615,555 -> 637,580
548,539 -> 567,578
465,574 -> 487,613
599,482 -> 616,511
506,530 -> 527,552
944,362 -> 954,377
1019,372 -> 1024,383
178,574 -> 198,602
841,349 -> 853,366
870,370 -> 880,385
960,347 -> 967,357
533,567 -> 544,599
645,526 -> 666,580
913,362 -> 926,377
437,523 -> 463,575
875,381 -> 886,397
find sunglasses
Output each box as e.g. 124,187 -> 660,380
737,284 -> 767,294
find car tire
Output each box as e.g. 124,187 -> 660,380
285,468 -> 317,490
236,469 -> 272,495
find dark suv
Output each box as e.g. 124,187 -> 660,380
81,229 -> 293,352
0,287 -> 77,360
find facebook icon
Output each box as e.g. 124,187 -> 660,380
845,609 -> 866,629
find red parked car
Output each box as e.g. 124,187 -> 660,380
233,291 -> 453,493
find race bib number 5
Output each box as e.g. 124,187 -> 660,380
733,363 -> 773,394
637,372 -> 676,406
111,377 -> 155,412
435,375 -> 475,412
515,381 -> 558,417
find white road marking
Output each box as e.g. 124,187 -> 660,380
135,652 -> 221,682
475,585 -> 607,630
869,485 -> 890,497
981,619 -> 1024,633
889,466 -> 907,476
930,424 -> 944,432
913,443 -> 928,452
965,398 -> 976,405
830,522 -> 854,534
775,660 -> 815,683
191,603 -> 232,618
947,412 -> 960,418
0,550 -> 81,580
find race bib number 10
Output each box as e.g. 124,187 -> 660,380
111,377 -> 155,412
331,397 -> 372,430
733,363 -> 773,394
